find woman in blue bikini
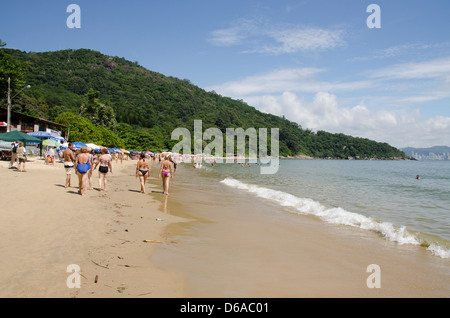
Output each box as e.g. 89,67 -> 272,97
136,153 -> 150,194
158,155 -> 173,195
75,147 -> 92,196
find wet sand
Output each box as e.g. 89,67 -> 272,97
152,163 -> 450,298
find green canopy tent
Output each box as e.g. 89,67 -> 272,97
0,131 -> 43,156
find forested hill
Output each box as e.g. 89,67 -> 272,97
1,48 -> 406,158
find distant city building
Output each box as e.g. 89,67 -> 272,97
410,152 -> 449,160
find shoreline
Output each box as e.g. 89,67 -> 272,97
1,156 -> 448,298
279,155 -> 413,160
0,157 -> 189,297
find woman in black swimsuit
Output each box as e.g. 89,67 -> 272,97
94,148 -> 113,191
136,153 -> 150,194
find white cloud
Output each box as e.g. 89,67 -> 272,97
209,28 -> 244,46
399,94 -> 449,103
207,68 -> 322,95
208,19 -> 257,46
260,27 -> 345,54
364,57 -> 450,109
206,56 -> 450,148
247,91 -> 450,148
371,57 -> 450,80
207,67 -> 372,97
208,19 -> 345,54
351,42 -> 450,62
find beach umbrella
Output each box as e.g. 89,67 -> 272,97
86,143 -> 101,151
50,136 -> 65,143
42,139 -> 60,147
28,131 -> 53,138
72,141 -> 87,149
0,121 -> 13,128
59,142 -> 69,149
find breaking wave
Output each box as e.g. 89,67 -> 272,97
220,177 -> 450,259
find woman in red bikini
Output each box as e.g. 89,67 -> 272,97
158,155 -> 173,195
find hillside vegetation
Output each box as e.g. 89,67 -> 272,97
0,48 -> 406,158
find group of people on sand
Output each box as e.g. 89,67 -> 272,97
63,143 -> 113,196
63,142 -> 174,196
8,140 -> 27,172
136,153 -> 174,195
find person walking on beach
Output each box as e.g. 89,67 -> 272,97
63,143 -> 76,188
158,155 -> 173,195
75,146 -> 92,196
9,140 -> 19,168
87,148 -> 97,190
16,142 -> 26,172
136,153 -> 150,194
94,148 -> 112,191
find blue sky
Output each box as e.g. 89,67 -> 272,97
1,0 -> 450,148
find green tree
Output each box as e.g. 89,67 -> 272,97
55,112 -> 124,147
79,88 -> 117,130
55,112 -> 100,142
0,49 -> 28,100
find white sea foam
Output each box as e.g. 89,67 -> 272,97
427,244 -> 450,259
220,177 -> 450,258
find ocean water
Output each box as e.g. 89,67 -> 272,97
190,159 -> 450,259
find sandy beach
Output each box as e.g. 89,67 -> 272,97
0,156 -> 449,298
0,156 -> 188,298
